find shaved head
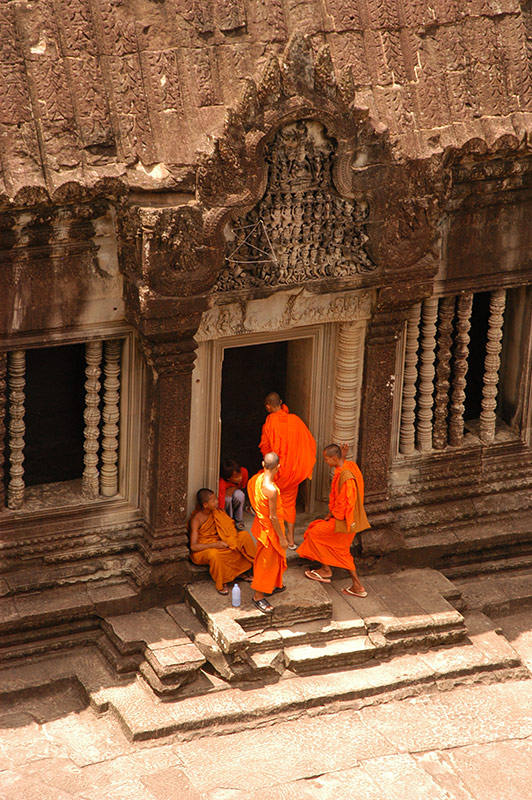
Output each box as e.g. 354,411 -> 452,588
323,443 -> 342,458
263,451 -> 280,470
197,487 -> 214,507
264,392 -> 282,409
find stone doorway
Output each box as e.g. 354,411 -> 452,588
189,289 -> 375,515
220,337 -> 314,512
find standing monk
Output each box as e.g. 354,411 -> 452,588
248,452 -> 288,614
259,392 -> 316,549
189,489 -> 256,595
298,443 -> 370,597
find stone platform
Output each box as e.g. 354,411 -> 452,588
0,564 -> 529,743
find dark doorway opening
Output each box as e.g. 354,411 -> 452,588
220,341 -> 288,479
23,344 -> 86,486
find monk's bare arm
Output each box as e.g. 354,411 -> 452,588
265,487 -> 288,548
189,516 -> 228,551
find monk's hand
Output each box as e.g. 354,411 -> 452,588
280,538 -> 288,550
216,542 -> 229,549
341,442 -> 349,458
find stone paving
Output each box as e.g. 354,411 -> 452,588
3,565 -> 532,797
1,670 -> 532,799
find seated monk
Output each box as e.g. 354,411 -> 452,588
189,488 -> 256,595
297,443 -> 370,597
259,392 -> 316,549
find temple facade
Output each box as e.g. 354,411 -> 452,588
2,0 -> 532,614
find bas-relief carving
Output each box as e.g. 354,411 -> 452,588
195,288 -> 374,341
216,119 -> 375,292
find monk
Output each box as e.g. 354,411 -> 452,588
297,443 -> 370,597
189,488 -> 256,595
259,392 -> 316,549
248,452 -> 288,614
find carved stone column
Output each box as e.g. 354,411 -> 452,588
480,288 -> 507,444
82,341 -> 102,499
432,296 -> 455,450
416,297 -> 439,452
399,303 -> 421,455
332,322 -> 365,458
7,351 -> 25,510
0,353 -> 7,510
140,336 -> 198,560
358,309 -> 405,500
449,293 -> 473,447
100,339 -> 121,497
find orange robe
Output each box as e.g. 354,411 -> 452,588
248,471 -> 287,594
297,460 -> 370,570
259,404 -> 316,524
190,508 -> 256,591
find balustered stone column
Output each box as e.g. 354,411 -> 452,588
331,322 -> 365,458
416,297 -> 439,452
100,339 -> 121,497
82,341 -> 102,499
140,335 -> 198,559
0,353 -> 6,510
480,288 -> 507,444
7,350 -> 25,510
399,303 -> 421,455
449,293 -> 473,447
432,296 -> 455,450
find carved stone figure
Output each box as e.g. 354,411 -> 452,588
217,120 -> 375,292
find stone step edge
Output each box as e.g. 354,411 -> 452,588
95,645 -> 529,743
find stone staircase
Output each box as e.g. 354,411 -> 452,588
178,567 -> 467,681
0,564 -> 529,742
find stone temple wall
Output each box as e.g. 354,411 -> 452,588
1,3 -> 532,605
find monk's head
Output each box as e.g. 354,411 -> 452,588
323,443 -> 342,468
197,487 -> 217,512
263,451 -> 280,475
264,391 -> 282,414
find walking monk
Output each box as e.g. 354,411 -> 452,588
189,489 -> 256,595
259,392 -> 316,549
248,452 -> 288,614
298,444 -> 370,597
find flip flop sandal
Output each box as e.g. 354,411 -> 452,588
341,587 -> 368,598
266,585 -> 286,595
286,544 -> 298,550
252,597 -> 274,613
217,587 -> 229,596
304,569 -> 331,584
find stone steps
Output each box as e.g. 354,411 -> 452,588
452,568 -> 532,617
91,611 -> 526,742
179,566 -> 467,679
101,608 -> 206,697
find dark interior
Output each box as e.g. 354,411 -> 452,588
220,341 -> 288,478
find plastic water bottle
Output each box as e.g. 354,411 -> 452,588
231,582 -> 241,608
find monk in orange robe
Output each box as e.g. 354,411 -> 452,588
189,488 -> 256,595
297,443 -> 370,597
259,392 -> 316,549
248,452 -> 288,614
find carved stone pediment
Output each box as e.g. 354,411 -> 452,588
215,120 -> 375,292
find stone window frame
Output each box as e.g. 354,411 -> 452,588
392,284 -> 532,461
0,326 -> 144,521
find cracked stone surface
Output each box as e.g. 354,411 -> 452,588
2,633 -> 532,799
